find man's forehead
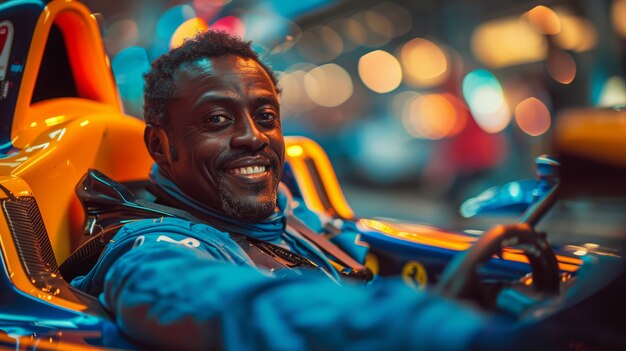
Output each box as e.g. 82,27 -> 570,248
172,58 -> 215,86
174,56 -> 266,80
168,55 -> 278,97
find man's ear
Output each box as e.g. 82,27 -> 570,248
144,125 -> 171,165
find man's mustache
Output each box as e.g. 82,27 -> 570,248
216,150 -> 281,171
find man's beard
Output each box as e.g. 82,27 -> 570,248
216,172 -> 280,221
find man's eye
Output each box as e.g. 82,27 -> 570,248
255,112 -> 277,124
205,115 -> 230,124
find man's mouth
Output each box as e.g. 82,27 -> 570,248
228,165 -> 267,176
222,155 -> 274,183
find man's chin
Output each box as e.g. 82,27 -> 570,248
217,187 -> 278,221
222,198 -> 277,222
217,169 -> 280,221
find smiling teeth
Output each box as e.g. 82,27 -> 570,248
231,166 -> 266,175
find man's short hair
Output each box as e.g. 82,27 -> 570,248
143,30 -> 279,127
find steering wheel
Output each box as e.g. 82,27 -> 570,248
435,223 -> 560,301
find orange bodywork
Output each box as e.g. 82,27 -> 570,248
0,0 -> 151,311
285,137 -> 355,220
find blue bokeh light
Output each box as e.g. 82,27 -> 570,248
150,5 -> 197,60
112,46 -> 150,101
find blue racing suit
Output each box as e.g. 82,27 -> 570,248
71,168 -> 493,351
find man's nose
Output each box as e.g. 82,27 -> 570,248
230,114 -> 269,151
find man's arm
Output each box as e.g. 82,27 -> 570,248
100,238 -> 492,351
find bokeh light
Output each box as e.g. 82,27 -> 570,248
472,16 -> 546,68
343,18 -> 367,47
405,94 -> 466,140
442,94 -> 470,137
329,18 -> 364,53
111,46 -> 151,116
358,50 -> 402,93
170,18 -> 208,49
348,118 -> 426,184
242,8 -> 299,47
278,67 -> 317,115
104,19 -> 139,56
371,2 -> 412,37
152,5 -> 197,59
514,97 -> 551,136
400,38 -> 448,88
502,77 -> 542,112
211,16 -> 245,37
270,34 -> 299,55
553,11 -> 597,52
192,0 -> 229,21
462,69 -> 511,133
612,0 -> 626,38
111,46 -> 150,100
157,5 -> 196,41
304,64 -> 353,107
391,91 -> 423,137
365,10 -> 393,39
526,5 -> 561,35
296,25 -> 343,63
546,49 -> 576,84
391,91 -> 420,119
598,76 -> 626,107
352,10 -> 392,47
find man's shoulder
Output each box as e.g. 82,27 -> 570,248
102,217 -> 247,261
71,217 -> 252,295
115,217 -> 233,245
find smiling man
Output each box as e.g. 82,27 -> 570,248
147,54 -> 283,222
70,31 -> 500,351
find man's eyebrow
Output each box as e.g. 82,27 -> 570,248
192,93 -> 279,110
254,95 -> 280,108
192,93 -> 238,109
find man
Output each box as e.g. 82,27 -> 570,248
71,31 -> 499,350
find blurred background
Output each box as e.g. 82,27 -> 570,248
83,0 -> 626,233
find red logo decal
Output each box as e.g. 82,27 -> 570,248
0,25 -> 8,55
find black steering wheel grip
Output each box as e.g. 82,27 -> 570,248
435,223 -> 560,299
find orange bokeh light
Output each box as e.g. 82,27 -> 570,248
514,97 -> 551,136
170,18 -> 208,49
527,5 -> 561,35
358,50 -> 402,93
546,49 -> 576,84
442,93 -> 469,137
407,94 -> 465,139
400,38 -> 448,88
471,17 -> 547,68
612,0 -> 626,38
553,11 -> 597,52
304,64 -> 353,107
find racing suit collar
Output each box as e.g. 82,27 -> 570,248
150,164 -> 287,242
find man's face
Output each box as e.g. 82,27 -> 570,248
159,55 -> 284,221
